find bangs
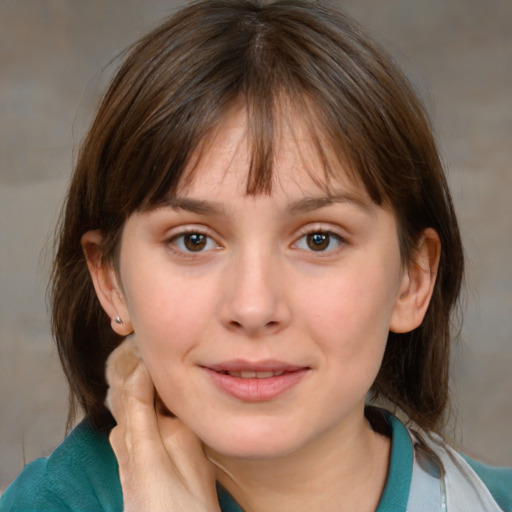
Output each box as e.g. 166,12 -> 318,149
93,0 -> 400,221
156,92 -> 368,204
131,88 -> 387,217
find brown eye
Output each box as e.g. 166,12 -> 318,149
306,232 -> 330,251
171,232 -> 218,253
294,231 -> 344,253
183,233 -> 207,251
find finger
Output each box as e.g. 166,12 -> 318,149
158,415 -> 217,497
105,335 -> 155,429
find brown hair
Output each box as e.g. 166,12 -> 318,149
51,0 -> 464,432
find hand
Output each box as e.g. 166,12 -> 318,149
105,335 -> 221,512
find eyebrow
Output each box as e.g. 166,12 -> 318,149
160,193 -> 371,216
161,197 -> 227,215
287,194 -> 371,214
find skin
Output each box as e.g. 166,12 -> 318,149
84,109 -> 440,512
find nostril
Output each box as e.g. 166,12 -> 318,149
228,319 -> 279,330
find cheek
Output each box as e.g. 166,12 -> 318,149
299,267 -> 399,369
121,272 -> 216,388
303,275 -> 396,334
124,263 -> 217,335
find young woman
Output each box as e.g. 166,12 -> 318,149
2,1 -> 511,511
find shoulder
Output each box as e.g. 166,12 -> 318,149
461,454 -> 512,512
417,428 -> 512,512
374,407 -> 512,512
1,419 -> 122,512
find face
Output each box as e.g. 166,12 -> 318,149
113,109 -> 408,459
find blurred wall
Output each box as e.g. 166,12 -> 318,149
1,0 -> 511,491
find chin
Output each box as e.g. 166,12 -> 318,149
199,421 -> 308,460
209,439 -> 299,460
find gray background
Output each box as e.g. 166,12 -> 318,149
1,0 -> 511,492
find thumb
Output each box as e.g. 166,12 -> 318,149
105,335 -> 155,425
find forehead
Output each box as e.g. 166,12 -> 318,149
176,107 -> 371,205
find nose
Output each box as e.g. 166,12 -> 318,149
219,249 -> 291,337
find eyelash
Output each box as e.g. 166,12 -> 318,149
167,227 -> 346,255
293,229 -> 346,253
168,230 -> 220,254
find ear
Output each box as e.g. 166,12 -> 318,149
390,228 -> 441,333
81,230 -> 133,336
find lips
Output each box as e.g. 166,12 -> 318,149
202,360 -> 309,401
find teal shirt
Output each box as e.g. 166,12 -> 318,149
2,413 -> 511,511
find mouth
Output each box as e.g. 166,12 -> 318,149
202,360 -> 310,401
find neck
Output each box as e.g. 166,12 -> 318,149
207,407 -> 391,512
